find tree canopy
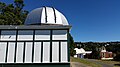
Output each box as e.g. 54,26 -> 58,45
68,33 -> 76,56
0,0 -> 28,25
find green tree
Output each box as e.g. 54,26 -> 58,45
14,0 -> 24,11
68,33 -> 76,56
0,0 -> 28,25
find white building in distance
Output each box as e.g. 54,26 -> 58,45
74,48 -> 92,58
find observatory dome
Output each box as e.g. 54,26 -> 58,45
24,7 -> 69,25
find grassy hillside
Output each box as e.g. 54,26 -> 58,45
70,57 -> 101,67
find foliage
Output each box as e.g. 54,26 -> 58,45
68,33 -> 76,56
91,50 -> 100,59
114,54 -> 120,61
0,0 -> 28,25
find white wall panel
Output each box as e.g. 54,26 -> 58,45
18,30 -> 33,41
0,42 -> 7,63
41,7 -> 46,23
53,30 -> 67,40
55,9 -> 62,24
46,7 -> 55,24
35,30 -> 50,40
16,42 -> 24,63
33,42 -> 41,63
43,42 -> 50,63
1,30 -> 16,41
52,42 -> 59,62
7,42 -> 15,63
61,42 -> 68,62
25,42 -> 32,63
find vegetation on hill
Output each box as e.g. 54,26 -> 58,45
75,42 -> 120,60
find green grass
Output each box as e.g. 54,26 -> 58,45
114,66 -> 120,67
71,57 -> 101,67
96,59 -> 120,67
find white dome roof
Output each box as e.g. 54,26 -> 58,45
24,7 -> 69,25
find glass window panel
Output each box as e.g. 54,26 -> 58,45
35,30 -> 50,40
52,30 -> 67,40
18,30 -> 33,41
1,30 -> 16,41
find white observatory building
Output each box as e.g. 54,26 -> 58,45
0,7 -> 71,67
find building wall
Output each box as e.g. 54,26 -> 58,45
0,63 -> 70,67
0,29 -> 69,63
100,52 -> 113,58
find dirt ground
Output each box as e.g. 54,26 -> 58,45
70,62 -> 91,67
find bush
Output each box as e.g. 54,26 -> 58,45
114,54 -> 120,61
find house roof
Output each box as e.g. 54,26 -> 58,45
74,48 -> 86,54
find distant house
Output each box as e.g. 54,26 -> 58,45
100,46 -> 113,60
74,48 -> 92,58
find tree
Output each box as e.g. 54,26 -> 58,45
0,0 -> 28,25
68,33 -> 76,56
14,0 -> 24,11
